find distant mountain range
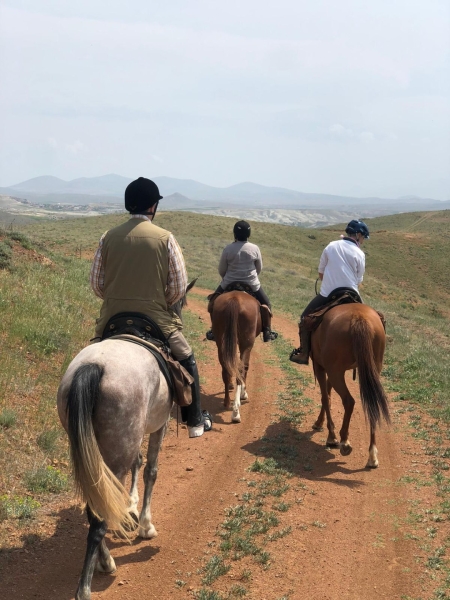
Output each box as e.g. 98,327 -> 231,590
1,174 -> 449,212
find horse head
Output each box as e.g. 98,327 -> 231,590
171,276 -> 199,320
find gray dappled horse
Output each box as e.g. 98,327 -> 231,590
57,283 -> 195,600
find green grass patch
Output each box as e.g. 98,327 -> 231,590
24,466 -> 68,494
0,408 -> 17,429
0,495 -> 40,521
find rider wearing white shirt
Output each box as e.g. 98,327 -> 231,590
290,219 -> 370,365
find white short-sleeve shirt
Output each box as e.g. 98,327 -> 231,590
318,238 -> 365,297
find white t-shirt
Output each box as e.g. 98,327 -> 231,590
318,238 -> 365,297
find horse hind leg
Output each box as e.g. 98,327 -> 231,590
239,346 -> 252,402
76,508 -> 110,600
138,425 -> 166,539
314,364 -> 338,447
232,383 -> 242,423
328,372 -> 355,456
128,452 -> 143,528
366,427 -> 379,468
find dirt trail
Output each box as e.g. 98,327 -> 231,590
3,289 -> 435,599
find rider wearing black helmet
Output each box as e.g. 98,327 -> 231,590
290,219 -> 370,365
90,177 -> 212,438
206,220 -> 278,342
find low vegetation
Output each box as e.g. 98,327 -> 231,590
0,209 -> 449,596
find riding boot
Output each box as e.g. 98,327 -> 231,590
289,323 -> 310,365
179,354 -> 212,437
260,305 -> 278,342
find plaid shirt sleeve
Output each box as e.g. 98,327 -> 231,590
166,234 -> 188,307
90,232 -> 107,299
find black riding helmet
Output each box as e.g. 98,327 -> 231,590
233,220 -> 251,241
125,177 -> 163,214
345,219 -> 370,239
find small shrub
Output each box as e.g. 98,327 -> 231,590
37,428 -> 60,452
202,555 -> 231,585
24,466 -> 68,493
8,231 -> 33,250
0,408 -> 17,429
0,495 -> 40,521
194,590 -> 224,600
0,240 -> 12,269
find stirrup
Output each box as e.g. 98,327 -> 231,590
289,348 -> 309,365
263,329 -> 278,342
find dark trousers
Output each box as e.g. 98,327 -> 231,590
215,285 -> 272,310
301,288 -> 362,319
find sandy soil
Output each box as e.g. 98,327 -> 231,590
1,289 -> 437,599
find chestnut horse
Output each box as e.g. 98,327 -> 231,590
310,303 -> 390,468
211,291 -> 262,423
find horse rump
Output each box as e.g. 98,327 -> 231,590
66,362 -> 134,538
351,314 -> 390,430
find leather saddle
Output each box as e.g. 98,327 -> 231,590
223,281 -> 256,297
303,288 -> 362,333
102,312 -> 169,347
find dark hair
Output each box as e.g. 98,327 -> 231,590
124,177 -> 163,214
233,220 -> 251,241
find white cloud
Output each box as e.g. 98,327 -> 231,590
65,140 -> 87,154
329,124 -> 354,138
359,131 -> 375,143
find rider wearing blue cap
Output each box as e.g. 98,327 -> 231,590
290,219 -> 370,365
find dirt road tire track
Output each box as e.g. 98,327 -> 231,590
2,290 -> 437,599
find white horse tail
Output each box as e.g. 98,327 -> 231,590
66,363 -> 134,539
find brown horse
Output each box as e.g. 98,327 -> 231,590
310,303 -> 390,468
211,291 -> 262,422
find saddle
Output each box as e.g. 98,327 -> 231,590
224,281 -> 255,295
303,289 -> 386,333
303,289 -> 361,333
101,312 -> 193,407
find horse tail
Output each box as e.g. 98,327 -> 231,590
66,363 -> 134,538
220,297 -> 244,384
351,315 -> 390,430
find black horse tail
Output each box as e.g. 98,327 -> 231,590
220,297 -> 244,385
351,316 -> 390,430
66,363 -> 134,538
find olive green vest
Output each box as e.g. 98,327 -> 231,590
94,218 -> 183,338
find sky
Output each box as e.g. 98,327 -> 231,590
0,1 -> 449,199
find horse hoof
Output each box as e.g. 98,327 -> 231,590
232,415 -> 241,423
312,423 -> 323,431
96,557 -> 116,574
138,524 -> 158,539
340,444 -> 353,456
326,441 -> 339,448
366,461 -> 379,469
241,392 -> 248,401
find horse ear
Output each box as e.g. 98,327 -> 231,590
186,277 -> 199,294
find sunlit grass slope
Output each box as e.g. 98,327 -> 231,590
0,210 -> 449,542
